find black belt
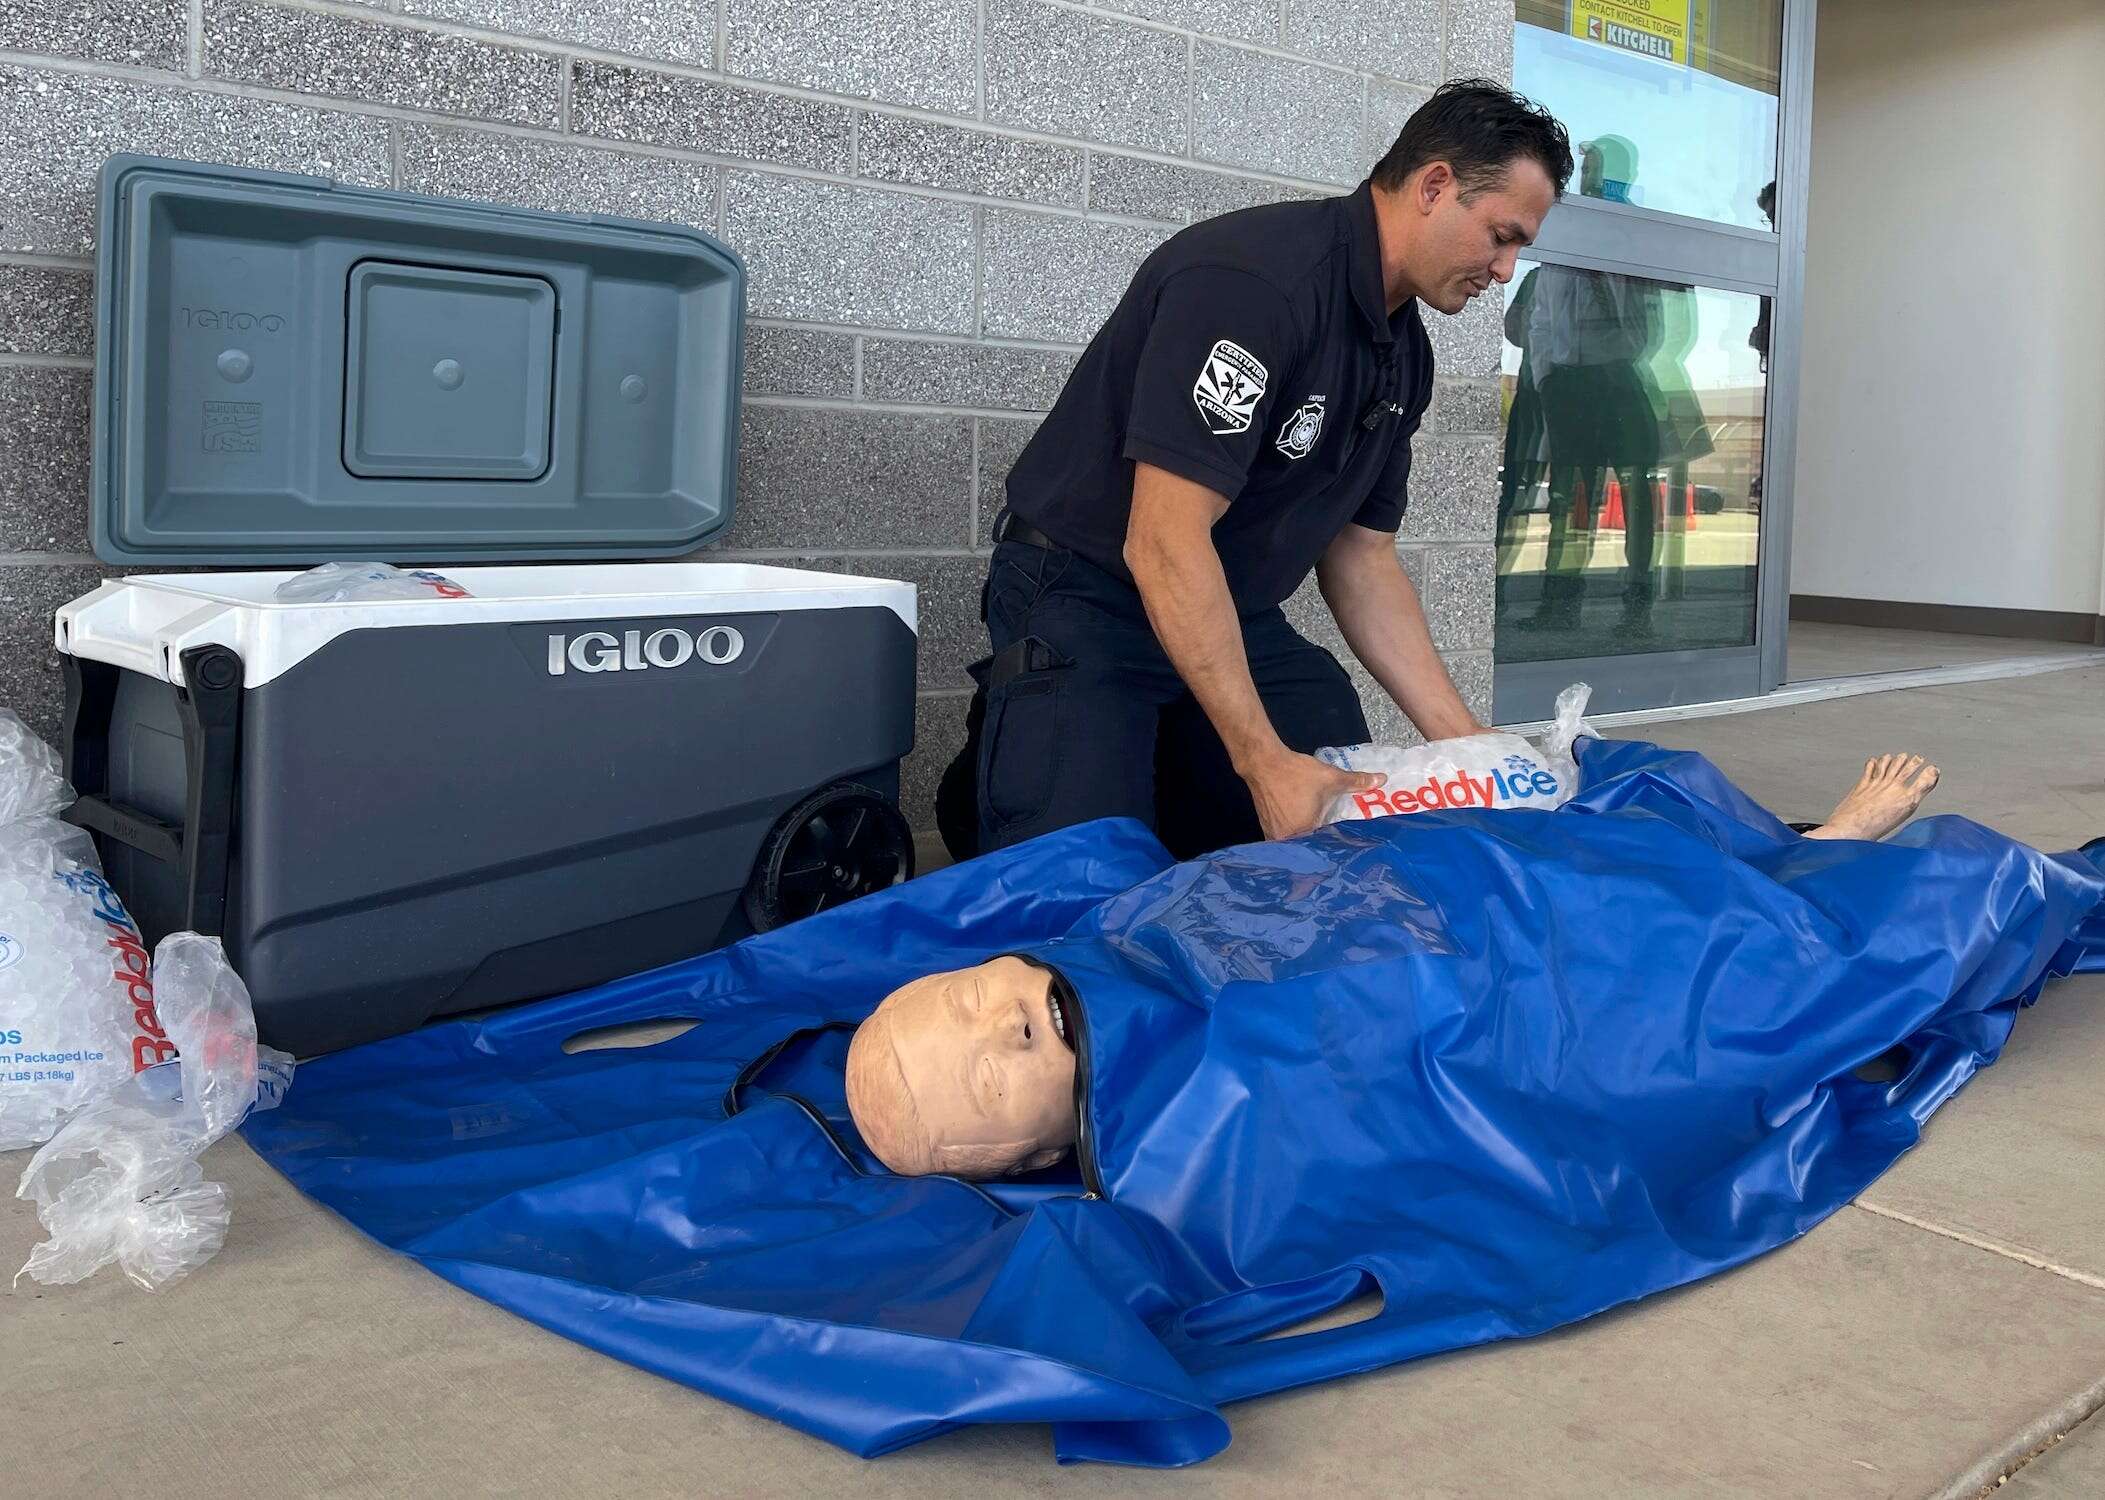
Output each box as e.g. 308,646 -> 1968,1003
992,510 -> 1060,550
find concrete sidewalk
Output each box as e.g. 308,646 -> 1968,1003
6,666 -> 2102,1498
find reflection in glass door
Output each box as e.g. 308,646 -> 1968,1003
1491,0 -> 1806,723
1514,0 -> 1782,230
1495,263 -> 1768,661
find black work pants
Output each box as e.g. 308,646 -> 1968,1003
936,534 -> 1370,862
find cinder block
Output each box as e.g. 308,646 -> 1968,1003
0,0 -> 187,72
724,170 -> 975,333
1447,647 -> 1494,726
844,553 -> 986,691
0,366 -> 91,556
974,415 -> 1044,545
741,326 -> 857,399
404,0 -> 716,67
398,124 -> 718,227
1282,0 -> 1441,85
1447,0 -> 1518,86
0,64 -> 392,256
204,0 -> 562,127
1424,285 -> 1505,378
1089,0 -> 1281,47
727,0 -> 979,115
0,265 -> 95,357
1087,153 -> 1299,225
1424,541 -> 1495,651
984,0 -> 1188,155
0,564 -> 107,741
1365,77 -> 1432,165
727,404 -> 973,549
1432,379 -> 1502,434
1363,684 -> 1421,746
1191,40 -> 1365,186
862,339 -> 1074,411
903,691 -> 973,832
980,207 -> 1168,343
858,115 -> 1084,206
1401,434 -> 1500,542
571,61 -> 853,174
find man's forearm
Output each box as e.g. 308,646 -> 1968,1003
1122,464 -> 1384,841
1319,542 -> 1482,741
1126,519 -> 1287,775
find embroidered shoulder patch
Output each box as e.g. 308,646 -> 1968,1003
1192,339 -> 1268,435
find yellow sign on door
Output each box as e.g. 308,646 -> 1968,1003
1570,0 -> 1690,65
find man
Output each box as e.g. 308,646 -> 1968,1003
938,79 -> 1573,862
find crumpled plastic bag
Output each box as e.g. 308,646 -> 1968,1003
1318,683 -> 1598,825
273,561 -> 471,603
14,934 -> 293,1291
0,710 -> 68,827
0,712 -> 170,1152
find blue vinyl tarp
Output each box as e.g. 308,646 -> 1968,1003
243,739 -> 2105,1466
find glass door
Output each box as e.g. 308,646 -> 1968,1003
1491,0 -> 1814,721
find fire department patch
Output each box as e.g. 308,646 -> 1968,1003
1274,395 -> 1326,459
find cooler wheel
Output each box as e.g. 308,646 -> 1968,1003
742,781 -> 915,932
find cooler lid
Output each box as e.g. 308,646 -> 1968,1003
55,565 -> 917,690
92,154 -> 746,566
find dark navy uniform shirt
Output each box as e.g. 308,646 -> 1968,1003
1005,179 -> 1435,613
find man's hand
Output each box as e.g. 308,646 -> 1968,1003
1242,748 -> 1385,842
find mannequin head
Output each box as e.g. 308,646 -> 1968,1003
845,956 -> 1077,1179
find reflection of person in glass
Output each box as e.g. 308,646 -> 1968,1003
1640,275 -> 1715,630
1494,263 -> 1549,618
1516,136 -> 1664,638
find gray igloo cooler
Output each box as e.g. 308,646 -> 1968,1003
56,567 -> 916,1058
52,156 -> 920,1057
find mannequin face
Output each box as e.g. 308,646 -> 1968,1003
845,956 -> 1077,1179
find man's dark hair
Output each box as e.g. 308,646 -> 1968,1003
1371,79 -> 1574,201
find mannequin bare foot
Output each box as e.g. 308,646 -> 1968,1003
1802,754 -> 1941,842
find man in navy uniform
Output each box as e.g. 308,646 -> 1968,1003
939,80 -> 1573,861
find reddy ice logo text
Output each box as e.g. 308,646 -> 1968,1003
1351,754 -> 1562,818
51,867 -> 170,1070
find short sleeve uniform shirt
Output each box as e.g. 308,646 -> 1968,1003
1005,180 -> 1436,613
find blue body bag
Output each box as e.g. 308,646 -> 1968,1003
243,740 -> 2105,1466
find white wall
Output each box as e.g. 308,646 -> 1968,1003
1790,0 -> 2105,620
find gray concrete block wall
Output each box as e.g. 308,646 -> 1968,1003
0,0 -> 1514,828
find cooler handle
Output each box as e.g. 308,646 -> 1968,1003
61,645 -> 243,937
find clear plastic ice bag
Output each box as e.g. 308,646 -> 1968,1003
1317,683 -> 1598,825
15,934 -> 293,1291
272,561 -> 472,603
0,712 -> 169,1152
